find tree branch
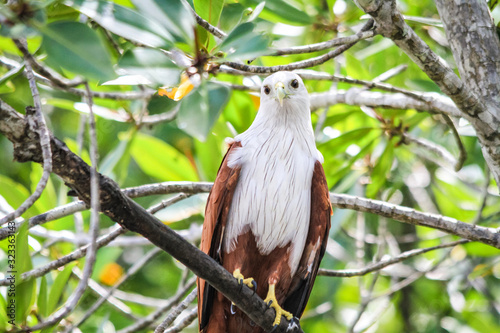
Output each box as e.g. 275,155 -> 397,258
221,19 -> 374,74
318,239 -> 468,277
309,88 -> 460,116
330,193 -> 500,248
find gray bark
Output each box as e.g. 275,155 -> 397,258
356,0 -> 500,189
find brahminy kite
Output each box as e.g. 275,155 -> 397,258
198,71 -> 332,332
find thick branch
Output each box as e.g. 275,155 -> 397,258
330,193 -> 500,248
309,89 -> 460,116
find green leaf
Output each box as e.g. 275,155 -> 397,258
243,0 -> 311,25
11,221 -> 34,325
37,276 -> 48,318
0,292 -> 7,331
118,48 -> 181,86
66,0 -> 173,47
100,130 -> 134,184
217,22 -> 270,61
177,81 -> 230,141
30,163 -> 57,217
132,0 -> 195,44
319,128 -> 377,157
464,243 -> 500,257
194,0 -> 224,26
47,262 -> 77,315
129,132 -> 198,181
366,140 -> 394,198
40,21 -> 116,81
0,175 -> 37,217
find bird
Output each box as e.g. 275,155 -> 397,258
197,71 -> 332,333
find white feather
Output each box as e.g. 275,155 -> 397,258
224,72 -> 321,276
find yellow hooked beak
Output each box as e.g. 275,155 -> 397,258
275,82 -> 286,106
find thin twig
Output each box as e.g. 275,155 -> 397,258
154,288 -> 197,333
13,38 -> 84,87
472,167 -> 490,225
68,247 -> 162,331
163,307 -> 198,333
403,134 -> 458,169
20,85 -> 101,332
189,4 -> 226,38
441,114 -> 467,171
222,19 -> 374,74
71,267 -> 136,320
319,239 -> 468,277
0,40 -> 52,226
117,277 -> 197,333
273,30 -> 376,55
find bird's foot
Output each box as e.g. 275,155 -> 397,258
264,283 -> 293,327
233,269 -> 257,291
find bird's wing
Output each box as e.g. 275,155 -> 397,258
283,160 -> 332,317
198,141 -> 242,331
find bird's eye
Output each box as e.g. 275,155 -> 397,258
263,85 -> 271,95
291,79 -> 299,89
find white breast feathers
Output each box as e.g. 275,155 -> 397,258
224,106 -> 320,276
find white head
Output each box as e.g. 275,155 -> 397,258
260,71 -> 309,112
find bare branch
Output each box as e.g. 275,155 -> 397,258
117,278 -> 197,333
163,307 -> 198,333
274,30 -> 376,56
310,89 -> 461,117
13,38 -> 84,88
71,267 -> 137,320
441,114 -> 467,171
21,83 -> 102,333
221,19 -> 374,74
189,4 -> 226,39
0,40 -> 52,226
330,193 -> 500,248
319,239 -> 467,277
154,288 -> 197,333
68,247 -> 162,331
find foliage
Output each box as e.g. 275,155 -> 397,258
0,0 -> 499,332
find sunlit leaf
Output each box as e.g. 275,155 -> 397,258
132,0 -> 195,44
11,221 -> 34,325
194,0 -> 224,26
65,0 -> 173,47
217,22 -> 270,61
47,262 -> 77,315
129,132 -> 198,181
40,21 -> 116,81
177,81 -> 230,141
243,0 -> 311,25
37,276 -> 48,318
366,139 -> 394,198
118,47 -> 181,86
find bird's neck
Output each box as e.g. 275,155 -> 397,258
238,101 -> 316,149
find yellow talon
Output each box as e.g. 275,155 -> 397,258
264,284 -> 293,327
233,269 -> 256,289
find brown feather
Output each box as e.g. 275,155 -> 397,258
198,141 -> 242,332
283,160 -> 332,317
